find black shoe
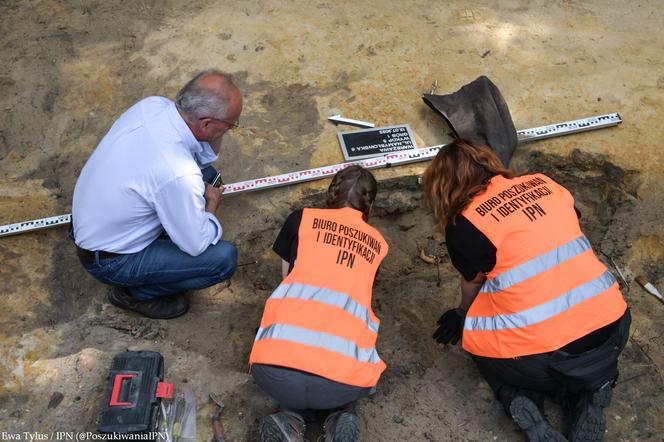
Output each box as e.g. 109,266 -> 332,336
510,396 -> 567,442
568,384 -> 612,442
107,288 -> 189,319
258,411 -> 305,442
323,410 -> 361,442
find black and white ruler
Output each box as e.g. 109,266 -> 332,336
0,113 -> 622,238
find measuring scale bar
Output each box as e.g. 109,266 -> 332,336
0,112 -> 622,237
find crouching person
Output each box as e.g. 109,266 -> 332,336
71,70 -> 240,319
249,166 -> 389,442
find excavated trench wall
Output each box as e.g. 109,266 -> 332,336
214,149 -> 650,440
2,145 -> 663,441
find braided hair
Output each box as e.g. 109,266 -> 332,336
326,165 -> 377,221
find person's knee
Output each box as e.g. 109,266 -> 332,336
212,240 -> 237,279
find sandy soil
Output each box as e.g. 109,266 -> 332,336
1,1 -> 664,440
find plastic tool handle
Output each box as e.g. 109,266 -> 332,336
109,374 -> 136,406
213,418 -> 226,442
212,172 -> 224,188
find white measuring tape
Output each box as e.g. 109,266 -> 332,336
0,113 -> 621,238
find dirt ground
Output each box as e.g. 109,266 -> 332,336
1,0 -> 664,440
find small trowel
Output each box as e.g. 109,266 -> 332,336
209,393 -> 227,442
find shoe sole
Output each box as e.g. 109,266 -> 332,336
510,396 -> 567,442
570,387 -> 612,442
593,385 -> 612,408
107,291 -> 189,320
259,415 -> 286,442
259,414 -> 303,442
325,412 -> 360,442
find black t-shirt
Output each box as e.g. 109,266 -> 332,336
445,214 -> 497,282
272,209 -> 304,274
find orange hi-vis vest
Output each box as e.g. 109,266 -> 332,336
461,173 -> 626,359
249,207 -> 389,387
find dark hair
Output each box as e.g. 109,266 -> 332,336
175,69 -> 236,119
422,139 -> 512,230
326,165 -> 377,221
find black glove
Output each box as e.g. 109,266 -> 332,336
432,308 -> 466,345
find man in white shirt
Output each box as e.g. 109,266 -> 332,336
72,70 -> 241,319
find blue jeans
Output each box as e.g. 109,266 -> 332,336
80,236 -> 237,300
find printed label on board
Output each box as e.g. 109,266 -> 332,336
338,124 -> 418,160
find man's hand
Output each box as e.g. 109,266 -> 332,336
433,308 -> 466,345
204,182 -> 225,213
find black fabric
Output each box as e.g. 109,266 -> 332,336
560,315 -> 621,355
473,353 -> 555,413
445,214 -> 496,281
549,309 -> 631,393
472,309 -> 630,414
423,76 -> 518,167
251,364 -> 371,411
272,209 -> 304,273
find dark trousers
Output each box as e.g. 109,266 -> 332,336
472,309 -> 631,413
473,352 -> 557,413
251,364 -> 372,412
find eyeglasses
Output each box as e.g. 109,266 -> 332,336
199,116 -> 241,129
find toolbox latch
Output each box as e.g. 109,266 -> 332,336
155,381 -> 174,399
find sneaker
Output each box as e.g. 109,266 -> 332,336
107,287 -> 189,319
509,396 -> 567,442
568,384 -> 612,442
259,410 -> 305,442
323,410 -> 361,442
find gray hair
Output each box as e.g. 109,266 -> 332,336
175,69 -> 236,119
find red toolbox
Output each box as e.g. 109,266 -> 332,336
98,351 -> 173,435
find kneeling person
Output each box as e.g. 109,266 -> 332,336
250,166 -> 389,442
422,140 -> 630,442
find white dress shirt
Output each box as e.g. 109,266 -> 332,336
72,97 -> 222,256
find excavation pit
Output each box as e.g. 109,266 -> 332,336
5,149 -> 662,441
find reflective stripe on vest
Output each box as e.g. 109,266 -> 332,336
480,235 -> 592,294
255,323 -> 381,364
460,174 -> 626,358
465,270 -> 616,331
270,283 -> 380,333
249,207 -> 388,387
